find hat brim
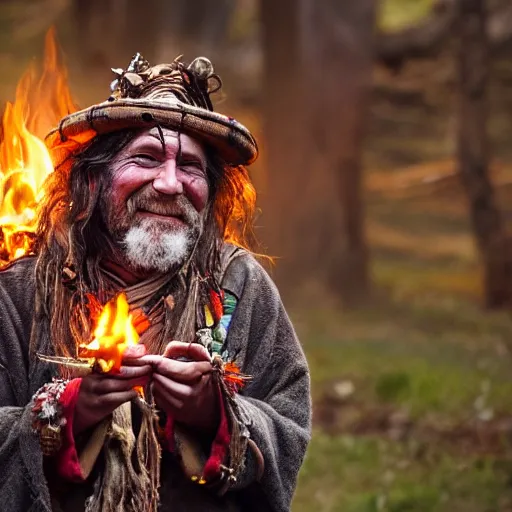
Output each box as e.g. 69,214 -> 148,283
45,98 -> 259,168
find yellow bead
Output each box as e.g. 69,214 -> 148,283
204,305 -> 214,327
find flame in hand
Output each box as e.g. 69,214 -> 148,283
79,293 -> 139,373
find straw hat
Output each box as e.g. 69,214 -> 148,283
45,54 -> 258,168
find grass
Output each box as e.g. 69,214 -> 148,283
291,65 -> 512,508
299,293 -> 512,416
291,260 -> 512,510
295,433 -> 512,512
290,170 -> 512,510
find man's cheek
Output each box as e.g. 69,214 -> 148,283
185,182 -> 209,213
103,197 -> 131,235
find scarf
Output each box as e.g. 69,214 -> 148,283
85,264 -> 207,512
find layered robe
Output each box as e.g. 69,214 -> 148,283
0,249 -> 311,511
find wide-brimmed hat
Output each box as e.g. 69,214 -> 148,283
45,54 -> 258,168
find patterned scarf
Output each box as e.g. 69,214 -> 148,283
84,265 -> 184,512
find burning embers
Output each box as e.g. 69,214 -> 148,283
79,293 -> 140,373
0,28 -> 77,264
38,293 -> 142,377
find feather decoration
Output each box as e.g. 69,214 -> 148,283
223,361 -> 251,393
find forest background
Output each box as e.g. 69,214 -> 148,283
1,0 -> 512,510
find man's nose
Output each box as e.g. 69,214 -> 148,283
152,159 -> 184,195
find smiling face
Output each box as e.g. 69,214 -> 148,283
102,126 -> 210,273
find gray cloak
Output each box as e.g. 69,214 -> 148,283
0,251 -> 311,511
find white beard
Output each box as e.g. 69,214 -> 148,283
122,220 -> 195,273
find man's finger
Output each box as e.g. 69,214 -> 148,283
94,375 -> 149,394
152,373 -> 200,399
163,341 -> 211,362
122,344 -> 147,361
115,364 -> 152,379
122,356 -> 152,367
152,382 -> 184,412
98,390 -> 138,408
139,355 -> 212,382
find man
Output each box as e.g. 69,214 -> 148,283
0,54 -> 310,511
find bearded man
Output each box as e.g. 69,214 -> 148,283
0,55 -> 311,512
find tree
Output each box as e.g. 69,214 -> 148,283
260,0 -> 374,304
302,0 -> 375,303
155,0 -> 235,61
259,0 -> 306,294
70,0 -> 161,68
70,0 -> 236,67
456,0 -> 512,308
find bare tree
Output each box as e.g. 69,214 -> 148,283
456,0 -> 512,308
301,0 -> 375,303
259,0 -> 306,292
259,0 -> 374,304
156,0 -> 235,61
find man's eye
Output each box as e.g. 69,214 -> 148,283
179,161 -> 205,174
134,154 -> 156,161
133,154 -> 159,165
180,160 -> 199,167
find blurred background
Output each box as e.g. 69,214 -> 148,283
2,0 -> 512,510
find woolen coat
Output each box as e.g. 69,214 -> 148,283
0,250 -> 311,511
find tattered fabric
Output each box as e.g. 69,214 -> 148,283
0,249 -> 310,512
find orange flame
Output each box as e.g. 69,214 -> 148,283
0,27 -> 77,264
79,293 -> 139,373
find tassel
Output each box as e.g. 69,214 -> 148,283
85,399 -> 161,512
202,358 -> 249,494
218,376 -> 248,482
85,403 -> 139,512
135,398 -> 161,510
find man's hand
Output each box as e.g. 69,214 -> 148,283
139,342 -> 219,434
73,345 -> 151,434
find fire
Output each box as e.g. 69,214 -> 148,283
0,27 -> 77,264
79,293 -> 139,373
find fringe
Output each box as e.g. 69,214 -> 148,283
136,399 -> 161,509
85,399 -> 161,512
217,374 -> 248,480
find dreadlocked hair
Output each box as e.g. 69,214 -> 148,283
33,128 -> 258,360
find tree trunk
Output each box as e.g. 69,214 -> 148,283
156,0 -> 235,62
301,0 -> 374,304
259,0 -> 306,294
122,0 -> 161,61
259,0 -> 373,304
456,0 -> 512,308
71,0 -> 161,67
71,0 -> 120,68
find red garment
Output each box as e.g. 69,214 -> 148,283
162,381 -> 231,481
56,378 -> 85,482
203,383 -> 230,480
56,378 -> 231,483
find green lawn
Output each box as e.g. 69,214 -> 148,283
291,169 -> 512,511
291,260 -> 512,511
295,432 -> 512,512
